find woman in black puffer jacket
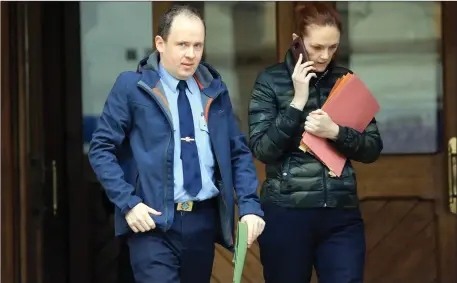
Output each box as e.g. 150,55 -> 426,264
248,3 -> 383,283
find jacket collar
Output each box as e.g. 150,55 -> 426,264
136,51 -> 225,98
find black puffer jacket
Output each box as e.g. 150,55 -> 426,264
248,50 -> 383,208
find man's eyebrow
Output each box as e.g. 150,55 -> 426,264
311,43 -> 339,47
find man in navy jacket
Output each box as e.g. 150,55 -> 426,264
88,4 -> 264,283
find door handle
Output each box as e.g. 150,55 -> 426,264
52,160 -> 58,216
448,137 -> 457,214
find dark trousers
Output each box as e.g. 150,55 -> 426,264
258,204 -> 366,283
127,200 -> 218,283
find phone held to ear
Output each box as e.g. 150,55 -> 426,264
291,37 -> 309,63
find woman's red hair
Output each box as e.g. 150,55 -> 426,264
294,2 -> 342,37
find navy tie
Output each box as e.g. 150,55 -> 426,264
177,80 -> 202,197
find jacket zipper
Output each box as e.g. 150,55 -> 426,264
322,167 -> 328,208
313,70 -> 329,207
206,93 -> 232,244
314,70 -> 328,107
207,96 -> 223,205
163,133 -> 172,224
138,82 -> 173,226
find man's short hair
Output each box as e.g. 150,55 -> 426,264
157,4 -> 206,41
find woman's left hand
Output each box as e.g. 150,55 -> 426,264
304,109 -> 340,140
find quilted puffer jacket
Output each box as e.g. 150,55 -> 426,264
248,50 -> 383,208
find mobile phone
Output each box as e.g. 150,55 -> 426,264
291,37 -> 309,63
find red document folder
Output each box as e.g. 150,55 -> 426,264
300,73 -> 380,176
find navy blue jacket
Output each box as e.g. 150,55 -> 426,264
88,52 -> 263,250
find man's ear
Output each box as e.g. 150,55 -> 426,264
155,35 -> 166,52
292,33 -> 299,41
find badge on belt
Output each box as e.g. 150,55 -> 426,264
177,201 -> 193,211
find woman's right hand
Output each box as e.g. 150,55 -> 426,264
291,53 -> 316,110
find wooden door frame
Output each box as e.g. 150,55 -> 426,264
276,2 -> 296,62
1,2 -> 21,283
1,2 -> 90,283
1,3 -> 39,282
438,2 -> 457,281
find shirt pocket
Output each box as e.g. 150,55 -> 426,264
197,113 -> 214,168
199,113 -> 209,134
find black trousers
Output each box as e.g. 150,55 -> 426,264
258,204 -> 366,283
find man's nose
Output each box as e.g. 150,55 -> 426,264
186,47 -> 195,58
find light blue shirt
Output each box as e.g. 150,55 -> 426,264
158,64 -> 219,203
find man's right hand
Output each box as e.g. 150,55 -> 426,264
291,53 -> 316,110
125,203 -> 162,233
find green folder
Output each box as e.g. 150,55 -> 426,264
233,221 -> 248,283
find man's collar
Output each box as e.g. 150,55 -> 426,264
158,63 -> 194,94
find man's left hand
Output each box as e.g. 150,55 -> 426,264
240,214 -> 265,248
304,109 -> 339,140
